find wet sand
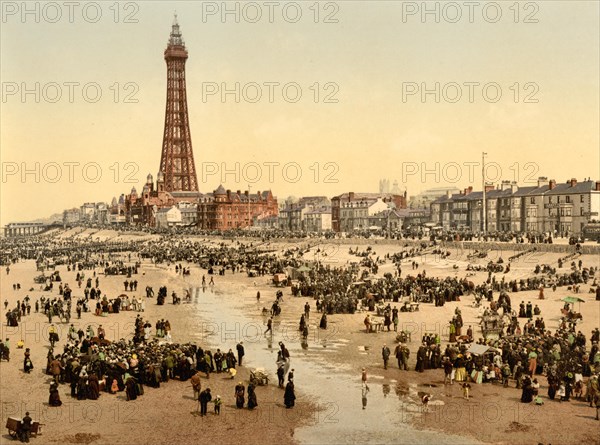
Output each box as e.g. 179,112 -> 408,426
0,255 -> 314,445
1,230 -> 599,445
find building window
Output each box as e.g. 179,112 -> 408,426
530,197 -> 535,204
548,197 -> 552,204
581,207 -> 585,216
580,194 -> 585,203
565,195 -> 570,203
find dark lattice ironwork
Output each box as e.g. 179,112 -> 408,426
159,15 -> 198,192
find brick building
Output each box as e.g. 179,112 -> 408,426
125,173 -> 200,227
197,185 -> 278,230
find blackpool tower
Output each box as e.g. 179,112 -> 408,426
158,15 -> 199,192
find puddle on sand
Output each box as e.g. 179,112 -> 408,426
191,287 -> 481,445
395,382 -> 410,397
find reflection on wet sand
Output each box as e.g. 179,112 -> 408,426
192,287 -> 479,445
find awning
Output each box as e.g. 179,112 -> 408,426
468,343 -> 491,356
562,296 -> 585,304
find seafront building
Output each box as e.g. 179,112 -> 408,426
430,177 -> 600,235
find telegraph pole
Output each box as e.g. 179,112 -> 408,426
482,152 -> 487,234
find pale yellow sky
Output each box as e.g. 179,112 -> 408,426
1,1 -> 598,225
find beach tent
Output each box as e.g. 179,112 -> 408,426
562,296 -> 585,312
467,344 -> 501,384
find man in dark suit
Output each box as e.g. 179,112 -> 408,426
236,342 -> 245,366
19,412 -> 32,442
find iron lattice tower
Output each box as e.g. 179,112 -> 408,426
159,15 -> 198,192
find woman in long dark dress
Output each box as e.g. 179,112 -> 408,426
88,372 -> 100,400
247,383 -> 258,409
77,373 -> 88,400
521,376 -> 533,403
23,348 -> 34,373
125,376 -> 138,401
49,382 -> 62,406
547,373 -> 557,400
235,382 -> 245,408
284,380 -> 296,408
319,314 -> 327,329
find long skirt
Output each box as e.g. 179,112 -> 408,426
236,395 -> 245,408
248,393 -> 258,409
455,367 -> 467,382
126,381 -> 137,400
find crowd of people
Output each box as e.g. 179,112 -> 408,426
1,226 -> 599,444
33,314 -> 255,409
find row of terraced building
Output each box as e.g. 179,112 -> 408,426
430,177 -> 600,235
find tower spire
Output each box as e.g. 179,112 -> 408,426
169,12 -> 184,46
159,16 -> 198,193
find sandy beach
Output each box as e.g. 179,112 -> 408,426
1,230 -> 599,445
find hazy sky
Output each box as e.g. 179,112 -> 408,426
1,1 -> 599,225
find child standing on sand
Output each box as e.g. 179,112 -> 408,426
462,382 -> 471,400
213,395 -> 222,414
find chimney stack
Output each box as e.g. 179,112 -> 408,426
485,184 -> 495,193
349,192 -> 355,201
537,176 -> 548,188
226,190 -> 231,200
595,181 -> 600,191
569,178 -> 577,187
549,179 -> 556,190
